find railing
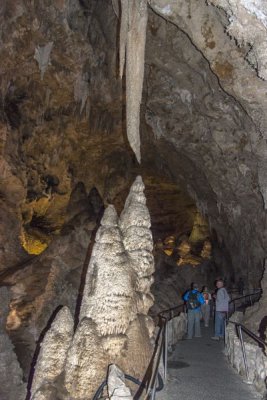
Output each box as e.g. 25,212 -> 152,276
143,304 -> 185,400
227,320 -> 267,382
229,289 -> 262,316
226,288 -> 265,382
92,303 -> 185,400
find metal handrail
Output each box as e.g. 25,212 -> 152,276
229,289 -> 262,314
91,303 -> 185,400
142,303 -> 185,400
227,320 -> 267,382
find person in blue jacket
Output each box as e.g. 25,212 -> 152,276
183,283 -> 205,339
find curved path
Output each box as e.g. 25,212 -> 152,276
157,324 -> 261,400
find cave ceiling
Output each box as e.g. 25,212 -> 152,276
0,0 -> 267,286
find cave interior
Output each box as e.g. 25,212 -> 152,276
1,0 -> 267,398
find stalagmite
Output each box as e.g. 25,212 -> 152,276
79,204 -> 137,336
30,306 -> 74,398
120,176 -> 154,278
119,1 -> 148,163
64,318 -> 108,400
29,176 -> 155,399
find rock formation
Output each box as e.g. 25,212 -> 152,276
0,287 -> 26,400
118,1 -> 148,163
1,0 -> 267,397
30,307 -> 74,398
29,176 -> 155,399
107,364 -> 133,400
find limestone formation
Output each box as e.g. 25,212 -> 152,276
28,176 -> 155,399
80,204 -> 137,336
209,0 -> 267,80
119,315 -> 153,379
30,307 -> 74,398
2,1 -> 267,398
78,176 -> 155,390
64,318 -> 108,400
107,364 -> 133,400
120,176 -> 154,278
0,288 -> 26,400
119,0 -> 148,162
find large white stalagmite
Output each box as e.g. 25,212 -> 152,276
79,204 -> 137,337
119,0 -> 148,163
28,176 -> 155,399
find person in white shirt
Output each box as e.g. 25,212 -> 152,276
201,286 -> 212,327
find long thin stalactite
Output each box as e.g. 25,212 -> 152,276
118,0 -> 148,163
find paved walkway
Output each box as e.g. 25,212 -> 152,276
157,323 -> 261,400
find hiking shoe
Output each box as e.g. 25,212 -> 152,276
211,336 -> 220,341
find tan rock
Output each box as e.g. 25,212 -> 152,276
64,318 -> 108,400
30,306 -> 73,398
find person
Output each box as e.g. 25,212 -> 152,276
183,283 -> 205,339
201,286 -> 211,327
211,279 -> 230,341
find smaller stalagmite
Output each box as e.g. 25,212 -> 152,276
64,318 -> 108,400
30,306 -> 74,399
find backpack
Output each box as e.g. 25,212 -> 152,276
187,291 -> 201,310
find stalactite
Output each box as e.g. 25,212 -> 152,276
119,0 -> 148,163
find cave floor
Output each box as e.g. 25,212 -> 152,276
156,323 -> 261,400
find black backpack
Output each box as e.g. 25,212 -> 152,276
187,291 -> 201,310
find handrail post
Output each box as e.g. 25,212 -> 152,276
164,323 -> 168,383
238,325 -> 249,382
151,379 -> 157,400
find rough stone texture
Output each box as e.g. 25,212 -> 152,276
118,314 -> 153,380
226,312 -> 267,396
80,204 -> 137,336
107,364 -> 133,400
151,252 -> 220,315
1,0 -> 267,396
144,5 -> 266,287
28,176 -> 155,399
124,0 -> 148,163
209,0 -> 267,80
1,181 -> 99,378
78,176 -> 154,392
64,318 -> 108,400
30,306 -> 74,399
167,313 -> 187,350
0,287 -> 26,400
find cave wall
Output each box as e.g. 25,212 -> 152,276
143,6 -> 266,287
